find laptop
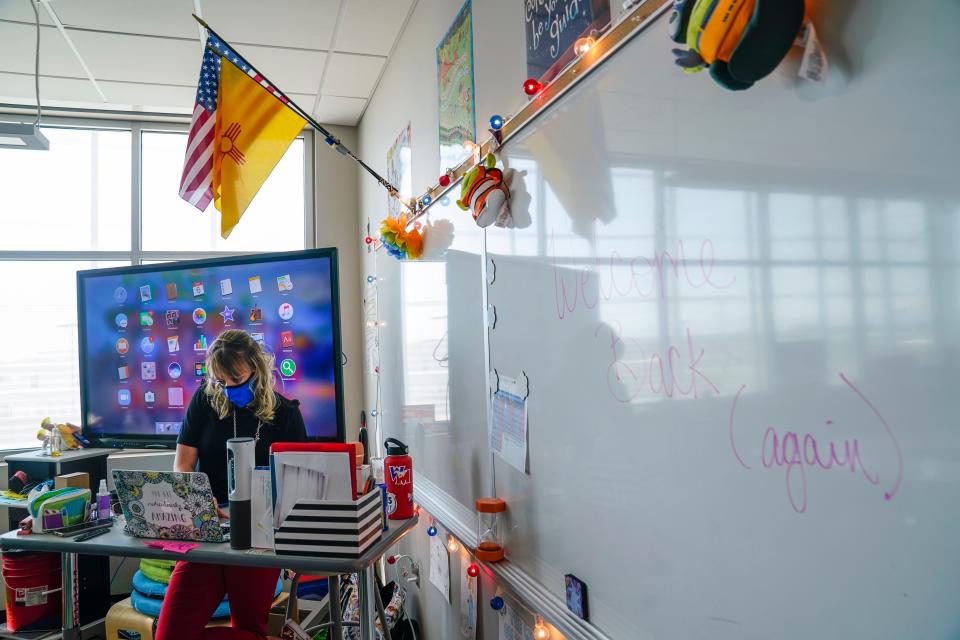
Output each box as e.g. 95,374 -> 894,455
112,470 -> 225,542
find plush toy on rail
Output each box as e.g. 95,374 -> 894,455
457,153 -> 513,228
668,0 -> 806,90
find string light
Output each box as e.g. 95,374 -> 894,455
364,236 -> 374,244
462,140 -> 479,155
427,525 -> 438,537
366,275 -> 375,284
439,173 -> 451,187
421,195 -> 433,206
370,409 -> 378,417
533,616 -> 550,639
574,36 -> 596,55
387,555 -> 398,565
446,535 -> 459,553
523,78 -> 542,95
490,588 -> 505,611
467,563 -> 480,578
489,114 -> 504,130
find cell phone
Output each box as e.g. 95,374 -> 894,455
51,519 -> 113,537
564,574 -> 589,621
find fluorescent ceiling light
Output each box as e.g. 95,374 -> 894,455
0,122 -> 50,150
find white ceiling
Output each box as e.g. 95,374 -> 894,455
0,0 -> 415,126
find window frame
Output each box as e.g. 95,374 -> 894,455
0,113 -> 315,452
0,114 -> 316,262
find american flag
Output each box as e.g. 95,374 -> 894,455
179,33 -> 290,211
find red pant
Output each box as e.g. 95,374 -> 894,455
155,562 -> 280,640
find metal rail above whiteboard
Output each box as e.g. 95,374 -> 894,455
408,0 -> 673,226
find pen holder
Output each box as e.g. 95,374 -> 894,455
274,490 -> 384,558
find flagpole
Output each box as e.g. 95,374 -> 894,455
192,14 -> 415,215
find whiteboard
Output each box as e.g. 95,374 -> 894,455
371,212 -> 492,512
484,0 -> 960,638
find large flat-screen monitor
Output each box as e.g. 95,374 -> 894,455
77,248 -> 345,447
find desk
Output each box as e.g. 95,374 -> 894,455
1,517 -> 417,640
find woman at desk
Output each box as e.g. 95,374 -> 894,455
157,330 -> 307,640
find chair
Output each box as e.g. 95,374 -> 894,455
104,593 -> 290,640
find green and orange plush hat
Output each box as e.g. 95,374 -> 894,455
457,153 -> 512,228
668,0 -> 805,90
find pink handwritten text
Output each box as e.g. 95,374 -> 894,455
728,375 -> 904,513
552,234 -> 736,320
595,323 -> 720,402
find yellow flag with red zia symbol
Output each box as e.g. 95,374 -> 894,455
212,60 -> 306,238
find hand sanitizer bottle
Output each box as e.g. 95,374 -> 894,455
97,480 -> 111,519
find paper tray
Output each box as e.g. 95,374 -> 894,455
274,490 -> 383,558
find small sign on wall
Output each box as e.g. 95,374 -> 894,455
524,0 -> 611,84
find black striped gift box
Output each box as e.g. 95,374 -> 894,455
274,490 -> 383,558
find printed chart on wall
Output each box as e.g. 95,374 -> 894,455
437,0 -> 476,171
429,532 -> 450,601
386,123 -> 412,217
524,0 -> 611,83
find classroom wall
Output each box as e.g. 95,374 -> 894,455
356,1 -> 591,636
314,124 -> 362,441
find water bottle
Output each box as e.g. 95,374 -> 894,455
383,438 -> 413,520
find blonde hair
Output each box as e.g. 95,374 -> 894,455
204,329 -> 277,424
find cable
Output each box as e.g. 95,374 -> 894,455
109,557 -> 128,586
30,0 -> 41,126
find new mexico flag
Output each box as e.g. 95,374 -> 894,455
212,60 -> 306,238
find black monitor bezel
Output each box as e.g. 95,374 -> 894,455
76,247 -> 346,448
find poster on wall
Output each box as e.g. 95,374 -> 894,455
437,0 -> 477,172
524,0 -> 611,84
386,123 -> 412,217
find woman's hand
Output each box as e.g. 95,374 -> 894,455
215,502 -> 229,520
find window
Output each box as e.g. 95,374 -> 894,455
0,118 -> 313,448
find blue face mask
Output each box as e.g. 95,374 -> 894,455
224,376 -> 255,409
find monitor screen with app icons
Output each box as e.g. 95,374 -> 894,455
77,248 -> 345,445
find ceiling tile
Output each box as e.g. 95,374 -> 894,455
322,53 -> 383,98
313,95 -> 365,126
61,30 -> 326,95
0,3 -> 53,25
51,0 -> 197,39
202,0 -> 339,50
230,44 -> 327,96
0,71 -> 103,107
337,0 -> 413,56
66,29 -> 201,87
0,23 -> 86,77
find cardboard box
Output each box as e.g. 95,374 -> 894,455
54,472 -> 89,490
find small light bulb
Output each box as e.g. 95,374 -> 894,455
467,563 -> 480,578
387,555 -> 398,565
370,409 -> 378,417
421,195 -> 433,206
440,196 -> 451,206
439,173 -> 451,187
489,114 -> 504,130
574,36 -> 596,55
447,535 -> 459,553
367,275 -> 375,284
533,616 -> 550,639
364,236 -> 374,244
462,140 -> 478,153
523,78 -> 542,96
366,320 -> 376,327
427,526 -> 438,537
490,595 -> 505,611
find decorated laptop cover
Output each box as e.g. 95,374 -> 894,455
112,470 -> 224,542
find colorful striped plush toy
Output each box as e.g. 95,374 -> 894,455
668,0 -> 805,90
